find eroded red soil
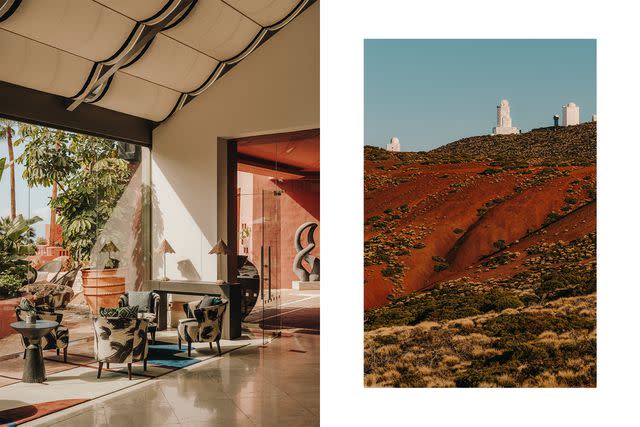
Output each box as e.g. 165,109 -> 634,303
364,160 -> 596,309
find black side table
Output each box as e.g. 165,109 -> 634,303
11,320 -> 59,383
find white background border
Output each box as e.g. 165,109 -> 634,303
321,0 -> 640,425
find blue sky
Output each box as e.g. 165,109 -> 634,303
0,127 -> 51,237
364,39 -> 596,152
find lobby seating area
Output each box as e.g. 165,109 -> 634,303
0,289 -> 319,426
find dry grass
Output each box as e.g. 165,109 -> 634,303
364,294 -> 596,388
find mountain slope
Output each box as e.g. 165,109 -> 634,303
364,123 -> 596,309
363,123 -> 597,388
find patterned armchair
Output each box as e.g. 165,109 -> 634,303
93,317 -> 149,380
177,302 -> 227,357
118,291 -> 161,344
15,307 -> 68,362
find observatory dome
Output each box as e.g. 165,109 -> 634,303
390,137 -> 400,145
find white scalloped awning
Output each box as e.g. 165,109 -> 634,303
0,0 -> 312,122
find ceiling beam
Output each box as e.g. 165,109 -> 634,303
0,80 -> 152,146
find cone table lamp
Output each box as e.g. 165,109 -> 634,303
209,239 -> 228,282
158,239 -> 175,281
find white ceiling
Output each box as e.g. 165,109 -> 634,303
0,0 -> 310,122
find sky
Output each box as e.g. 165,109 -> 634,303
364,39 -> 597,151
0,128 -> 52,238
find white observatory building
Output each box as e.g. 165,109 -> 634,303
386,136 -> 400,152
492,99 -> 519,135
562,102 -> 580,126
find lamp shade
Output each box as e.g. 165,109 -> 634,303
209,239 -> 228,255
158,239 -> 175,254
100,241 -> 119,253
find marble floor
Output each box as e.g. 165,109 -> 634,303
25,332 -> 319,426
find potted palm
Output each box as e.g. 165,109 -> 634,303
16,126 -> 133,314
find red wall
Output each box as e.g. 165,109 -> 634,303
249,175 -> 319,289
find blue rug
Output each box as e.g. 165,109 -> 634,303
146,342 -> 200,369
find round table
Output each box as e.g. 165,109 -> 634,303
11,320 -> 59,383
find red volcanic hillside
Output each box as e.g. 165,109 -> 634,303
364,123 -> 596,310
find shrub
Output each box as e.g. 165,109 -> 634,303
413,243 -> 425,249
434,263 -> 448,272
480,168 -> 501,176
453,228 -> 464,234
480,289 -> 523,312
0,274 -> 23,299
381,266 -> 401,277
564,197 -> 577,205
400,204 -> 409,212
365,215 -> 380,226
493,240 -> 507,251
384,208 -> 393,214
543,212 -> 563,226
431,256 -> 447,263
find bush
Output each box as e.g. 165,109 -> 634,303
564,197 -> 577,205
480,168 -> 501,176
0,274 -> 23,299
493,240 -> 507,251
453,228 -> 464,234
365,215 -> 380,226
382,265 -> 404,277
431,256 -> 447,263
480,289 -> 523,312
413,243 -> 425,249
543,212 -> 563,226
434,263 -> 449,272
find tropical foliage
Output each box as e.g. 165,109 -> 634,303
16,125 -> 132,263
0,274 -> 22,299
0,214 -> 41,287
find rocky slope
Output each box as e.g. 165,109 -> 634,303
363,123 -> 596,387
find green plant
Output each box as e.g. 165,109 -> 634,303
453,228 -> 464,234
0,274 -> 22,298
434,263 -> 448,272
101,241 -> 120,269
493,239 -> 507,251
18,297 -> 36,316
16,126 -> 132,263
479,168 -> 501,176
543,211 -> 563,226
0,215 -> 41,285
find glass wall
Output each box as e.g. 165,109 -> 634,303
236,129 -> 320,338
0,121 -> 150,358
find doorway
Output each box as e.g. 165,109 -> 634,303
230,129 -> 320,341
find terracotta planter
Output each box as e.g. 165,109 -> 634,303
0,297 -> 23,339
81,268 -> 125,314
